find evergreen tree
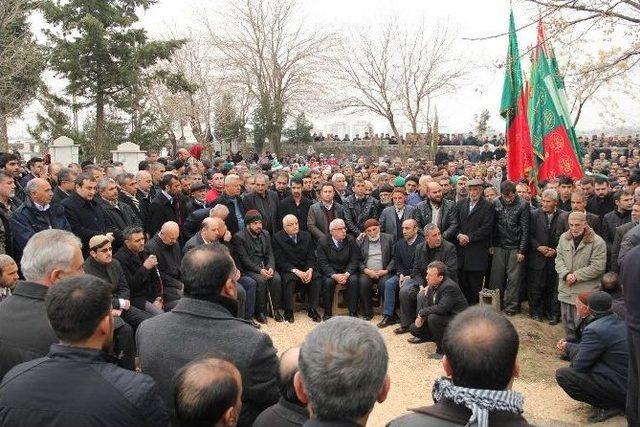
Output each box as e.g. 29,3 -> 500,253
284,112 -> 313,144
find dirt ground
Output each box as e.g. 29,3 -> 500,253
261,311 -> 627,427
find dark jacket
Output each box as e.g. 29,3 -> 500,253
342,195 -> 380,236
276,195 -> 313,232
379,205 -> 416,242
118,191 -> 144,225
136,189 -> 152,234
145,234 -> 183,302
272,230 -> 316,273
455,197 -> 494,271
10,197 -> 71,261
147,191 -> 187,238
417,277 -> 468,318
527,209 -> 567,270
136,296 -> 279,426
387,398 -> 529,426
587,193 -> 615,220
412,240 -> 458,287
0,200 -> 17,257
565,312 -> 629,394
413,199 -> 458,241
114,246 -> 160,307
231,228 -> 276,274
612,220 -> 637,272
601,209 -> 631,249
0,281 -> 57,380
183,207 -> 210,240
0,344 -> 170,427
393,235 -> 425,276
253,397 -> 308,427
358,232 -> 395,273
492,195 -> 530,253
185,197 -> 207,215
243,190 -> 280,233
96,197 -> 141,248
82,257 -> 130,309
316,235 -> 360,277
307,201 -> 345,241
216,193 -> 247,235
61,192 -> 107,254
51,186 -> 70,205
621,245 -> 640,334
182,231 -> 207,255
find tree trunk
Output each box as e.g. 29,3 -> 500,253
270,129 -> 282,157
95,91 -> 105,162
0,108 -> 8,153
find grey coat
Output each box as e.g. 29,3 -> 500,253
612,220 -> 638,272
307,202 -> 344,241
379,205 -> 415,242
358,232 -> 395,273
136,296 -> 279,426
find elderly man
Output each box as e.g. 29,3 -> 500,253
51,167 -> 76,204
611,201 -> 640,272
116,172 -> 144,225
10,178 -> 70,261
183,217 -> 223,254
216,174 -> 247,235
379,187 -> 416,242
307,182 -> 345,242
272,214 -> 321,323
145,221 -> 183,311
331,172 -> 351,205
556,292 -> 628,423
358,219 -> 395,321
567,190 -> 602,234
527,189 -> 567,323
243,174 -> 280,234
343,179 -> 381,237
412,181 -> 458,242
408,261 -> 468,357
317,218 -> 360,320
556,211 -> 607,341
0,255 -> 18,302
96,177 -> 141,249
232,210 -> 283,324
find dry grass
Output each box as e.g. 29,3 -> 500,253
261,311 -> 626,426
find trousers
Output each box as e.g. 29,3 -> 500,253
247,271 -> 282,315
237,276 -> 257,318
528,260 -> 559,319
281,272 -> 321,311
489,247 -> 523,312
556,367 -> 626,410
359,274 -> 388,317
459,270 -> 485,305
398,279 -> 419,327
323,274 -> 359,315
382,275 -> 400,316
627,329 -> 640,425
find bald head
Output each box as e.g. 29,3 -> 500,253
26,178 -> 53,206
159,221 -> 180,245
279,347 -> 302,405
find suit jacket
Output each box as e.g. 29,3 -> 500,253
118,191 -> 144,225
136,296 -> 279,426
51,187 -> 70,205
216,193 -> 247,235
307,202 -> 345,242
455,197 -> 494,271
527,209 -> 568,270
243,190 -> 280,233
145,234 -> 183,302
231,228 -> 275,274
417,277 -> 468,318
412,199 -> 458,241
147,192 -> 187,238
612,220 -> 637,272
253,397 -> 308,427
113,246 -> 160,306
316,235 -> 360,277
272,230 -> 315,273
358,232 -> 395,273
379,205 -> 416,242
96,198 -> 141,248
276,195 -> 313,232
412,240 -> 458,286
182,232 -> 207,255
61,192 -> 106,254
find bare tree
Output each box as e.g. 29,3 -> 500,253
204,0 -> 334,155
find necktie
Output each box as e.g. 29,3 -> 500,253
173,198 -> 182,226
292,235 -> 297,244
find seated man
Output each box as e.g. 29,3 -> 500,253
145,221 -> 184,311
272,215 -> 321,323
388,306 -> 528,426
253,347 -> 308,427
316,218 -> 360,320
0,275 -> 169,427
358,219 -> 395,321
556,291 -> 629,423
173,357 -> 243,427
408,261 -> 468,358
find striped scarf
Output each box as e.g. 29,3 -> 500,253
432,377 -> 524,427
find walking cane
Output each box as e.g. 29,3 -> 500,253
266,287 -> 275,318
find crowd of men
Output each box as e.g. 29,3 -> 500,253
0,143 -> 638,425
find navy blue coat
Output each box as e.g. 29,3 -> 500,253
61,192 -> 107,254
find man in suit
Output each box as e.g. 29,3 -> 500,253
358,219 -> 395,321
272,214 -> 321,323
183,217 -> 222,254
528,189 -> 568,323
137,244 -> 280,426
455,178 -> 495,304
19,156 -> 44,189
601,190 -> 633,262
307,182 -> 345,242
587,176 -> 615,220
243,174 -> 280,234
412,181 -> 458,242
96,177 -> 141,250
135,170 -> 153,234
145,221 -> 183,311
147,174 -> 187,239
276,177 -> 312,232
568,190 -> 602,235
216,174 -> 247,236
379,187 -> 415,242
408,261 -> 468,358
115,173 -> 143,225
343,179 -> 380,237
232,210 -> 283,324
51,167 -> 76,205
317,218 -> 360,320
611,201 -> 640,272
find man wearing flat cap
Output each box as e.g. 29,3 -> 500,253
555,291 -> 629,423
232,209 -> 284,324
357,219 -> 395,321
186,181 -> 208,214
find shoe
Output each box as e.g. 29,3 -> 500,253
394,326 -> 410,335
249,319 -> 261,329
322,314 -> 332,322
377,315 -> 399,328
308,308 -> 321,323
349,312 -> 359,318
588,408 -> 623,423
284,310 -> 294,323
531,315 -> 542,322
274,311 -> 284,322
549,318 -> 560,326
256,313 -> 267,324
428,351 -> 444,360
504,310 -> 516,317
407,336 -> 426,344
363,314 -> 373,321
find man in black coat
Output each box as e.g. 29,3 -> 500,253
273,215 -> 321,323
51,167 -> 76,205
276,177 -> 312,232
0,275 -> 170,427
601,190 -> 633,264
412,181 -> 458,242
116,172 -> 144,226
316,218 -> 360,319
61,172 -> 107,256
96,177 -> 141,250
243,174 -> 280,234
216,174 -> 246,235
527,189 -> 568,323
611,202 -> 640,272
587,176 -> 615,220
454,179 -> 495,304
137,244 -> 280,426
408,261 -> 468,357
146,174 -> 188,240
145,221 -> 183,311
343,179 -> 380,237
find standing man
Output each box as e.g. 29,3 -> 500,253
116,173 -> 144,225
611,201 -> 640,272
557,175 -> 574,212
61,172 -> 106,255
569,190 -> 602,234
412,182 -> 458,242
587,176 -> 615,220
621,241 -> 640,425
489,180 -> 530,316
19,157 -> 44,188
601,190 -> 634,263
147,174 -> 187,238
52,167 -> 76,204
379,188 -> 415,242
343,179 -> 380,237
243,174 -> 280,234
455,178 -> 495,304
215,174 -> 247,235
96,177 -> 141,249
358,219 -> 395,321
276,177 -> 312,232
307,182 -> 344,242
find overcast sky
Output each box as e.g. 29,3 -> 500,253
9,0 -> 636,140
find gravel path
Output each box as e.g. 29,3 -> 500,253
261,312 -> 626,426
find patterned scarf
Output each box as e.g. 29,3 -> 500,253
432,377 -> 524,427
